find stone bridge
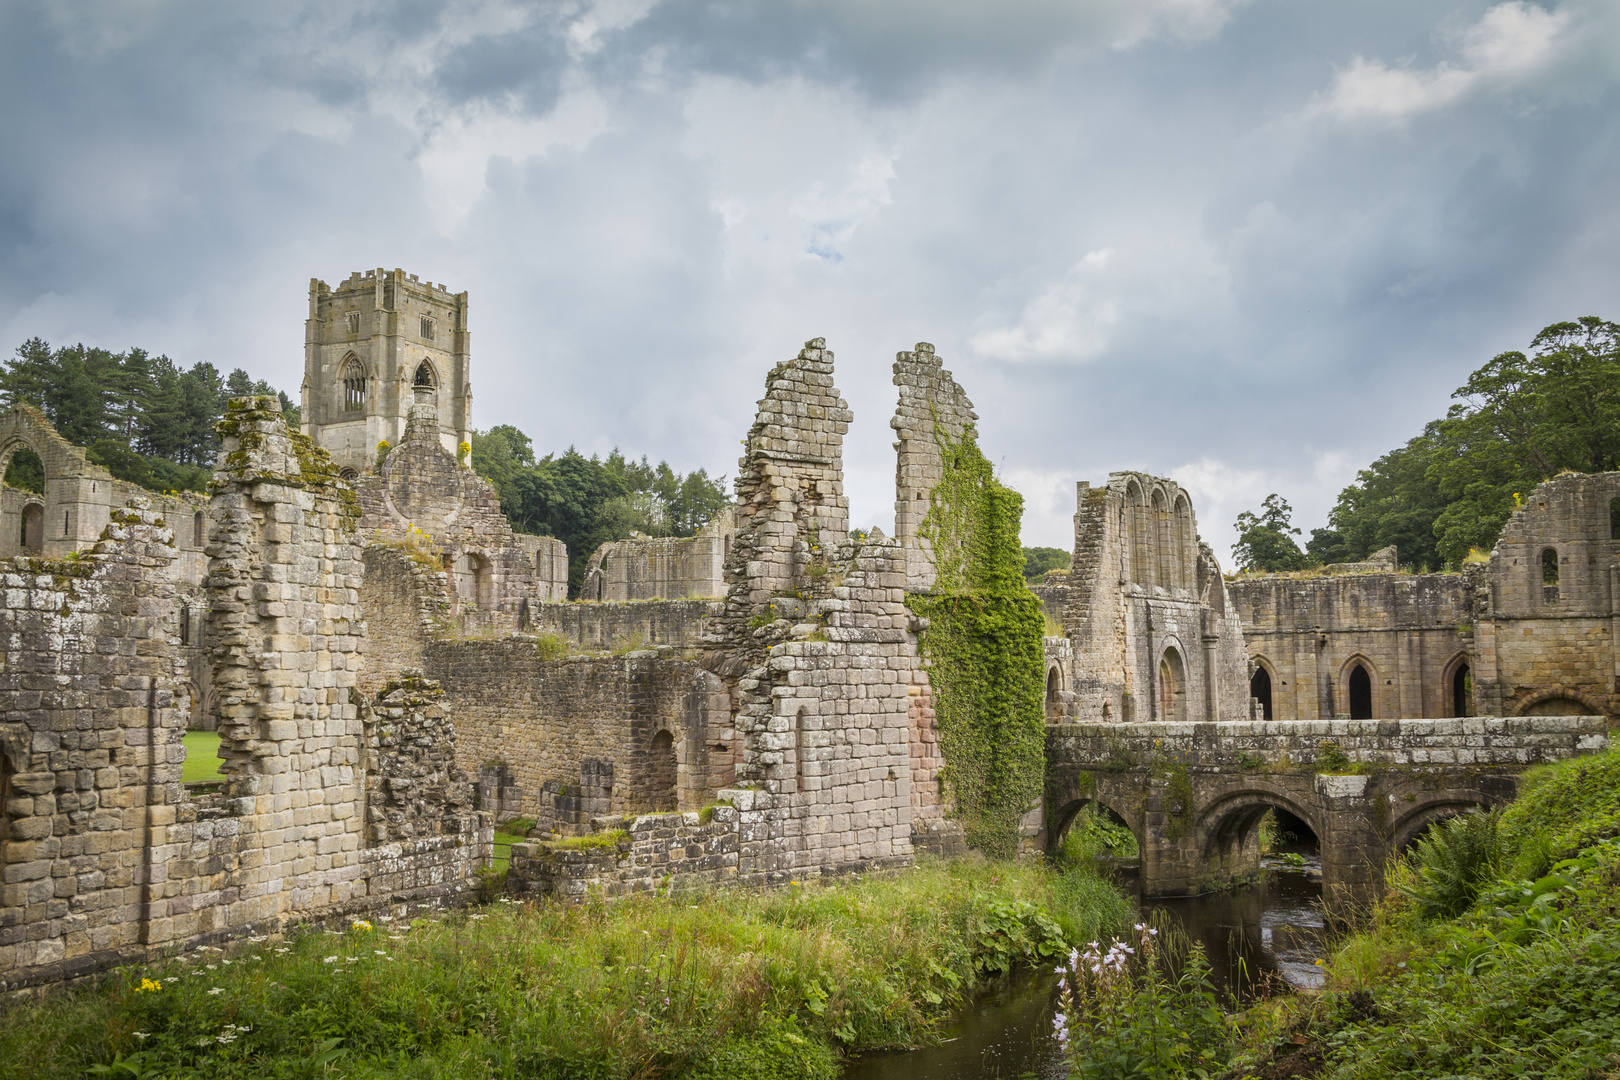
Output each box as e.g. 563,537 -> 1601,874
1043,715 -> 1609,909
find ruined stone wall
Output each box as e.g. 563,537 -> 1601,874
1474,471 -> 1620,718
0,504 -> 188,986
517,534 -> 569,602
366,672 -> 475,842
354,404 -> 540,635
423,642 -> 733,822
510,806 -> 743,901
0,404 -> 210,582
891,343 -> 976,592
1057,474 -> 1248,724
357,545 -> 451,696
1228,571 -> 1472,722
531,599 -> 717,651
581,508 -> 734,602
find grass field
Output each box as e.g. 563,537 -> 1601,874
181,730 -> 223,783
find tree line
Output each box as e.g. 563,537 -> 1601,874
0,338 -> 297,493
0,339 -> 732,599
470,425 -> 729,597
1232,317 -> 1620,573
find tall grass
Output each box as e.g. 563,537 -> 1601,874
1391,809 -> 1501,920
0,857 -> 1129,1080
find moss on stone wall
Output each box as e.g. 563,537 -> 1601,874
908,428 -> 1045,858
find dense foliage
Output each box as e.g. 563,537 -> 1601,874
1022,545 -> 1072,580
1229,493 -> 1311,573
909,430 -> 1046,858
1307,317 -> 1620,569
0,338 -> 297,493
0,859 -> 1130,1080
1216,747 -> 1620,1079
469,425 -> 729,597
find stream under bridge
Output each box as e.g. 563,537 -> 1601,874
1041,715 -> 1610,908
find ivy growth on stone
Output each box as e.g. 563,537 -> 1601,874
908,427 -> 1045,859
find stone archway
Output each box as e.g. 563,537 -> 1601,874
1391,800 -> 1490,852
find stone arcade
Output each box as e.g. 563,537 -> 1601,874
0,269 -> 1610,991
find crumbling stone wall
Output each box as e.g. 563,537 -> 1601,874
0,404 -> 210,581
366,671 -> 475,841
581,508 -> 734,601
0,397 -> 492,992
891,343 -> 976,593
530,599 -> 717,652
1052,473 -> 1248,724
357,545 -> 451,694
424,641 -> 733,823
0,502 -> 188,986
1473,471 -> 1620,718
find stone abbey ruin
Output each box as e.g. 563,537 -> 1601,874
0,268 -> 1609,991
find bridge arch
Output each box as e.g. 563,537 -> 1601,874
1509,686 -> 1606,717
1391,799 -> 1490,852
1196,786 -> 1322,862
1049,793 -> 1143,857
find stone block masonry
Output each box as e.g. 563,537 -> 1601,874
0,398 -> 491,993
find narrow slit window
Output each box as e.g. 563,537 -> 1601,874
1541,547 -> 1560,586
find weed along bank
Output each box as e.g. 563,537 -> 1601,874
1,271 -> 1617,1077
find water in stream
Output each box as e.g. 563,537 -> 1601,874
842,861 -> 1328,1080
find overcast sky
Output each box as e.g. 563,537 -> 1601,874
4,0 -> 1618,561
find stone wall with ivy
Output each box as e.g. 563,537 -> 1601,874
896,350 -> 1045,859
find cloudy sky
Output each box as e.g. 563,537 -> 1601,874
4,0 -> 1618,560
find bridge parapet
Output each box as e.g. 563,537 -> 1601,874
1047,715 -> 1608,770
1044,716 -> 1609,910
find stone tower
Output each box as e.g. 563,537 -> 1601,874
301,268 -> 472,477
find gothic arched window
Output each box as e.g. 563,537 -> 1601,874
341,357 -> 366,412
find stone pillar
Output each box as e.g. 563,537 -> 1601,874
1315,773 -> 1382,911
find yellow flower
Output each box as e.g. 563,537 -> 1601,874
135,977 -> 163,992
352,919 -> 373,932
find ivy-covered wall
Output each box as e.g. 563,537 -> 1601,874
908,429 -> 1046,858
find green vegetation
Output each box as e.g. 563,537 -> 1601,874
1229,317 -> 1620,572
1022,545 -> 1071,581
0,858 -> 1129,1080
1230,493 -> 1312,573
908,429 -> 1046,858
0,338 -> 300,494
181,731 -> 224,784
1220,747 -> 1620,1078
1055,803 -> 1139,863
469,426 -> 729,597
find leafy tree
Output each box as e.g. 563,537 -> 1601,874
469,425 -> 731,597
2,448 -> 43,493
1231,494 -> 1311,572
1312,317 -> 1620,569
1022,546 -> 1071,581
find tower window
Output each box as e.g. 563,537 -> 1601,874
342,358 -> 366,412
420,315 -> 435,340
414,362 -> 436,389
1541,547 -> 1559,586
346,311 -> 360,336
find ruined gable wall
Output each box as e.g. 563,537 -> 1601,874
0,505 -> 187,987
1057,474 -> 1247,723
1228,570 -> 1472,722
354,404 -> 539,634
357,545 -> 451,696
1474,472 -> 1620,718
0,404 -> 211,582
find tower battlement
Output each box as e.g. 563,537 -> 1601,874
301,268 -> 472,477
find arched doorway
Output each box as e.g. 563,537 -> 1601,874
1451,663 -> 1471,718
1046,666 -> 1063,719
646,730 -> 677,812
1348,664 -> 1373,720
20,503 -> 42,553
1159,647 -> 1186,722
1250,665 -> 1273,721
